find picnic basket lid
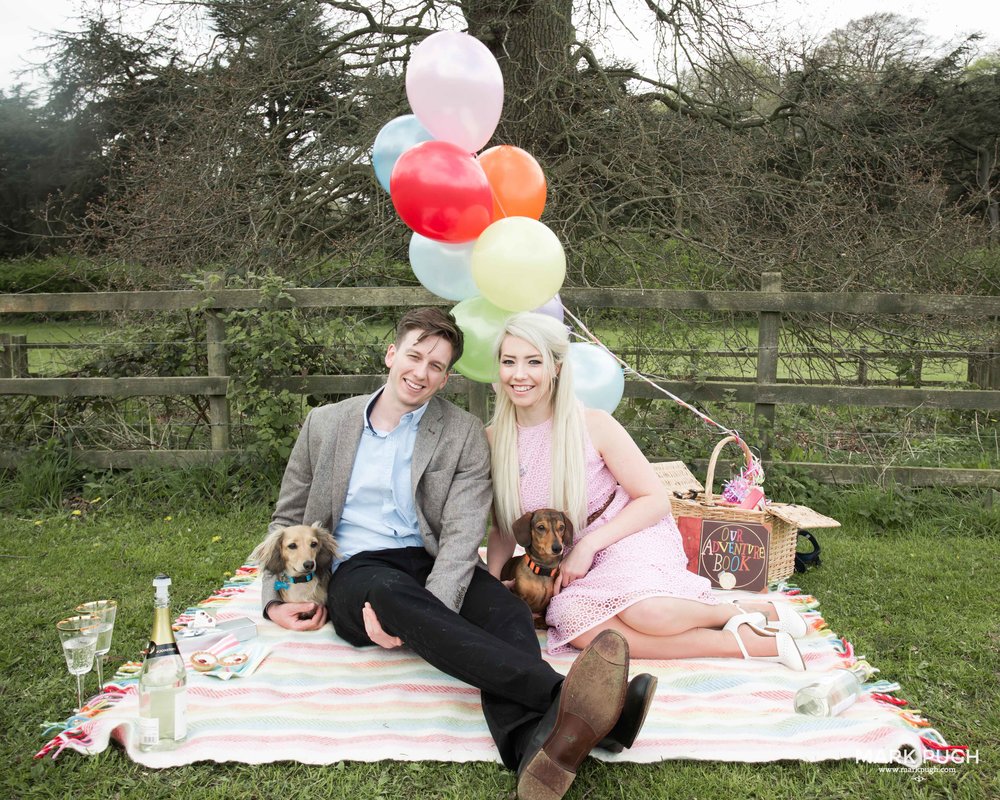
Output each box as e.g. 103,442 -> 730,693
651,460 -> 704,494
766,503 -> 841,529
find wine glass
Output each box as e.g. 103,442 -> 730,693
56,615 -> 100,711
76,600 -> 117,690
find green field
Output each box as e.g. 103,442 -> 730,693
1,318 -> 971,385
0,322 -> 110,375
1,486 -> 997,800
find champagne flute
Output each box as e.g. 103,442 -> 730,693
76,600 -> 117,690
56,615 -> 100,711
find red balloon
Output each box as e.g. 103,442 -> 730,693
390,141 -> 494,243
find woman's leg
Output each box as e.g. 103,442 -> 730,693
569,613 -> 779,660
616,595 -> 742,637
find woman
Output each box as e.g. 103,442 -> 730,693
486,312 -> 806,669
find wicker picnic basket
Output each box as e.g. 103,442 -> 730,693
652,436 -> 840,584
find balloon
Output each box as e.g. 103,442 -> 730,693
372,115 -> 434,193
471,217 -> 566,311
406,31 -> 504,153
568,343 -> 625,413
409,234 -> 478,301
533,293 -> 564,323
390,141 -> 494,243
478,145 -> 546,220
451,296 -> 511,383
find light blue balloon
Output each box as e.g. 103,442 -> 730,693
409,234 -> 479,301
568,342 -> 625,413
372,115 -> 434,193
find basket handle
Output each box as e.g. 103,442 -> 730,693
703,435 -> 755,506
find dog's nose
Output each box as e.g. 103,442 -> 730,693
303,560 -> 315,571
552,542 -> 562,554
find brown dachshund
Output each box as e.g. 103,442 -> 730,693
500,509 -> 573,626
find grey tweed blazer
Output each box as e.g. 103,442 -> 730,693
260,392 -> 492,614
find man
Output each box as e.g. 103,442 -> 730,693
258,307 -> 655,799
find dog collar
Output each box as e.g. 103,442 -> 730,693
274,571 -> 315,591
523,554 -> 559,578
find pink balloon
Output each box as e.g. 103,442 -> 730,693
406,31 -> 504,153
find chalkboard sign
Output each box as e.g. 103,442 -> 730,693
695,520 -> 771,592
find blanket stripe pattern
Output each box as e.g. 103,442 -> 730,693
36,566 -> 957,768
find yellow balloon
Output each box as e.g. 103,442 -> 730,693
471,217 -> 566,312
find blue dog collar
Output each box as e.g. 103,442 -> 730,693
274,571 -> 315,591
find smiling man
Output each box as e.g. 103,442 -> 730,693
256,307 -> 652,800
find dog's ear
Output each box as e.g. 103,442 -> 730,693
511,511 -> 535,548
560,513 -> 574,543
250,528 -> 287,575
314,525 -> 338,572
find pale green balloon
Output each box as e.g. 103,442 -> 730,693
451,295 -> 512,383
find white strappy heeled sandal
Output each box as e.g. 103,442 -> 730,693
731,601 -> 809,639
723,613 -> 806,671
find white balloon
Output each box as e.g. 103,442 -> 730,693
408,234 -> 478,301
568,343 -> 625,413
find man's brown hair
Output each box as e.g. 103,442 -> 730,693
394,307 -> 464,368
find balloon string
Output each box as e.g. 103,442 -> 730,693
559,304 -> 763,478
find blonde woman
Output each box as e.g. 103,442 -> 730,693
486,312 -> 807,669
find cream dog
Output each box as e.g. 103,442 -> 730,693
250,523 -> 338,605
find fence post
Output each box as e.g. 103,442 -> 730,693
755,272 -> 781,458
0,333 -> 10,378
467,381 -> 489,424
968,326 -> 1000,389
10,334 -> 28,377
205,273 -> 231,453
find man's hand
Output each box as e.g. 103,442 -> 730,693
363,602 -> 403,649
267,601 -> 328,631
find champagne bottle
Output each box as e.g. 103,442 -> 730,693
137,574 -> 188,751
793,661 -> 877,717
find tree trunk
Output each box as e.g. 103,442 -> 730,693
462,0 -> 575,155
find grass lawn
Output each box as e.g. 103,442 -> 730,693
1,488 -> 997,800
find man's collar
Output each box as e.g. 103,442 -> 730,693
364,386 -> 430,434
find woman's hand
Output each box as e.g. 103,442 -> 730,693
558,538 -> 596,590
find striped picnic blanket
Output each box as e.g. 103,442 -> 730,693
36,565 -> 952,768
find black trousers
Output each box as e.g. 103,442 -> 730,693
327,547 -> 561,769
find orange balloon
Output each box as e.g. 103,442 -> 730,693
478,145 -> 547,220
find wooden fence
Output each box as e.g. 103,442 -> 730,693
2,273 -> 998,488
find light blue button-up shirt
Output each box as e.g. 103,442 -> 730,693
333,388 -> 426,567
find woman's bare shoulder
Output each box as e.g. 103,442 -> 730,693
583,407 -> 623,445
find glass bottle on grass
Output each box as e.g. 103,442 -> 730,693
794,661 -> 877,717
137,574 -> 187,751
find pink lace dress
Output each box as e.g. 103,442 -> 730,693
517,417 -> 716,653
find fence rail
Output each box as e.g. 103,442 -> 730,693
2,274 -> 998,488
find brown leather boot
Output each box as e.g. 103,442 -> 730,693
516,630 -> 629,800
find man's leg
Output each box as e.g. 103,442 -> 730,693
454,564 -> 560,768
327,548 -> 561,767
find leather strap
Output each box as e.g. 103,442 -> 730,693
586,491 -> 615,526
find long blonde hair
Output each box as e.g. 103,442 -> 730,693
490,313 -> 587,540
